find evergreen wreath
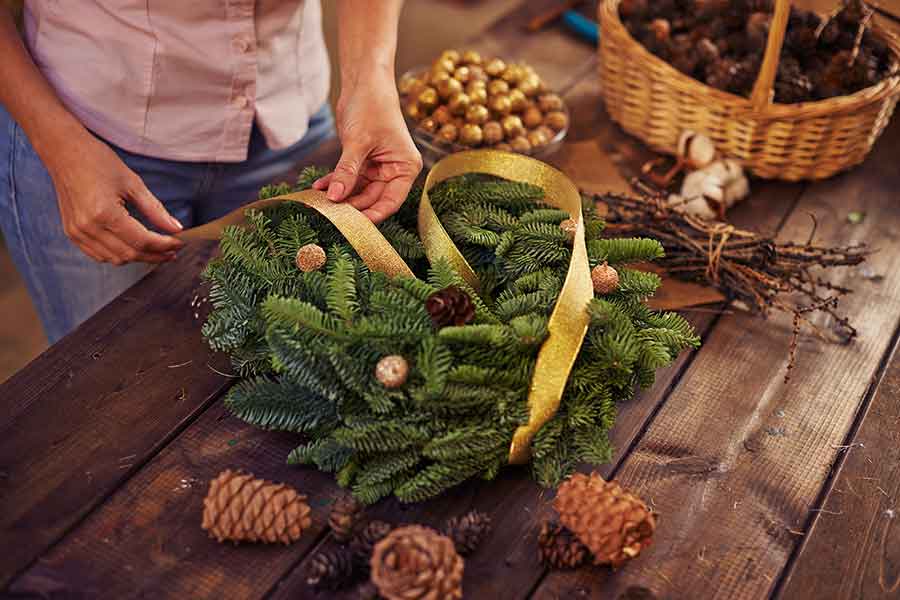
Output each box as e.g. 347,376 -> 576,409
202,166 -> 700,503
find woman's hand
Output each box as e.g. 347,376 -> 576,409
47,132 -> 184,265
314,72 -> 422,223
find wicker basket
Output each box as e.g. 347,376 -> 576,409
598,0 -> 900,180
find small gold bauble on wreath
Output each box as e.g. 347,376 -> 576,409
398,49 -> 570,166
599,0 -> 900,180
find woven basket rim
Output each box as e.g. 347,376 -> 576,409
600,0 -> 900,120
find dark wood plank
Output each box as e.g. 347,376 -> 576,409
0,242 -> 231,588
775,340 -> 900,599
6,405 -> 338,600
534,115 -> 900,600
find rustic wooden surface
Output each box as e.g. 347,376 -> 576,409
2,1 -> 900,598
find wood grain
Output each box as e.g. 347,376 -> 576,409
0,242 -> 231,588
6,405 -> 338,600
534,114 -> 900,600
776,341 -> 900,599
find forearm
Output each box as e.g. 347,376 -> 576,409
335,0 -> 403,93
0,7 -> 88,171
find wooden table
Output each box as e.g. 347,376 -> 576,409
2,3 -> 899,599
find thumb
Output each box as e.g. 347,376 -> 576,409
328,143 -> 367,202
127,176 -> 183,234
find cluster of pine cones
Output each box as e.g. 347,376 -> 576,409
539,472 -> 657,570
619,0 -> 895,103
305,495 -> 492,598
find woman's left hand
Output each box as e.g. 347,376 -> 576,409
314,73 -> 422,223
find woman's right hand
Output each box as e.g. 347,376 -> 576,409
46,133 -> 184,265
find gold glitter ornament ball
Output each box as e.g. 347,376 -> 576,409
501,115 -> 525,139
510,135 -> 532,154
487,79 -> 509,97
418,87 -> 439,111
527,129 -> 549,150
440,49 -> 460,65
375,355 -> 409,389
462,49 -> 483,65
453,66 -> 471,84
523,106 -> 543,129
465,104 -> 489,125
438,123 -> 459,144
538,93 -> 564,112
508,88 -> 528,113
488,94 -> 512,117
432,105 -> 452,125
296,243 -> 326,272
468,87 -> 488,106
559,218 -> 578,243
447,92 -> 471,116
459,123 -> 484,147
494,142 -> 512,152
436,77 -> 463,100
485,57 -> 507,77
545,111 -> 569,132
483,121 -> 504,145
591,262 -> 620,295
419,117 -> 438,134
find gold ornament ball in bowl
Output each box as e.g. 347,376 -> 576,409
398,50 -> 569,166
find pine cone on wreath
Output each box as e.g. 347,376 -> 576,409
201,469 -> 312,545
538,521 -> 589,569
425,285 -> 476,328
370,525 -> 464,600
304,547 -> 357,590
444,509 -> 492,556
553,472 -> 656,567
350,520 -> 394,570
330,493 -> 365,544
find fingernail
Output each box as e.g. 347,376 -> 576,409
169,216 -> 183,230
327,181 -> 345,201
312,178 -> 324,189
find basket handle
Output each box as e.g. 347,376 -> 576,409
750,0 -> 792,110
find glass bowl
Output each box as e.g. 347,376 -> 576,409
399,67 -> 569,168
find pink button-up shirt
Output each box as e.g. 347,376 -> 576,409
23,1 -> 330,162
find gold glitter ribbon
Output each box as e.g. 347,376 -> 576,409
179,191 -> 414,279
420,150 -> 592,464
181,150 -> 592,464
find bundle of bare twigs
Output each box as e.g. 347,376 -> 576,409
589,189 -> 871,379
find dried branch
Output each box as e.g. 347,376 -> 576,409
588,189 -> 872,380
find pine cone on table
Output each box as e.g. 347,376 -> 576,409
350,520 -> 394,570
304,547 -> 357,590
330,493 -> 365,544
371,525 -> 464,600
201,469 -> 312,545
553,472 -> 656,567
538,521 -> 589,569
425,285 -> 475,328
444,510 -> 492,556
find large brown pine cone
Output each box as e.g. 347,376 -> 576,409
425,286 -> 475,328
538,521 -> 589,569
553,472 -> 656,567
201,469 -> 312,545
330,493 -> 365,544
371,525 -> 464,600
444,510 -> 492,556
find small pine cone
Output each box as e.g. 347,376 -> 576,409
357,581 -> 382,600
538,521 -> 589,569
425,285 -> 476,328
296,243 -> 326,272
371,525 -> 464,600
350,520 -> 394,570
444,510 -> 492,556
201,469 -> 312,545
553,472 -> 656,567
304,547 -> 357,590
591,262 -> 620,295
330,494 -> 365,544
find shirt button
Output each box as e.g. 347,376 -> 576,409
234,36 -> 252,53
233,96 -> 249,110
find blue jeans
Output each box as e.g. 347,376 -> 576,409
0,104 -> 335,343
